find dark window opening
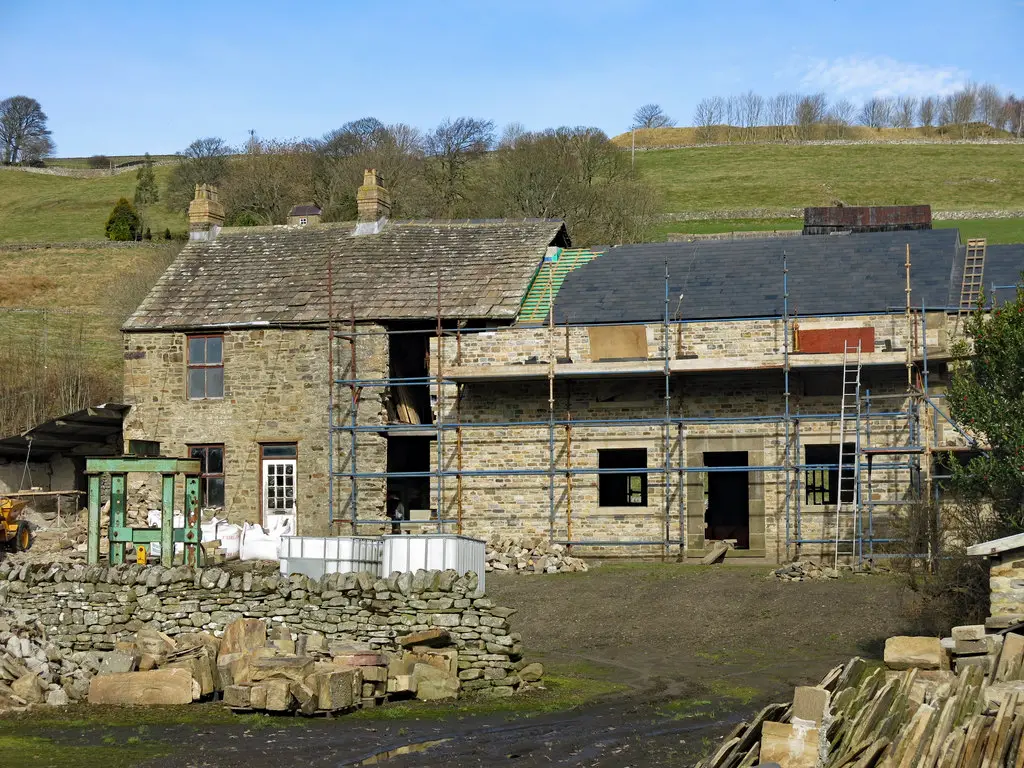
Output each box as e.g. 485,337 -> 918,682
128,439 -> 160,457
188,444 -> 225,508
262,443 -> 297,459
387,436 -> 431,525
386,326 -> 431,425
598,448 -> 647,507
805,444 -> 855,506
704,451 -> 750,549
933,449 -> 983,496
187,335 -> 224,399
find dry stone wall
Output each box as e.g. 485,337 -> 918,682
0,562 -> 526,693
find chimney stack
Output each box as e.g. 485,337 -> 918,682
356,169 -> 391,228
188,183 -> 225,241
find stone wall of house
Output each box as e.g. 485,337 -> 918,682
0,562 -> 526,692
435,313 -> 951,369
122,327 -> 389,536
430,370 -> 922,562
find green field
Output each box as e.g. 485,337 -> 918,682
0,165 -> 184,242
652,217 -> 1024,243
2,142 -> 1023,243
45,154 -> 178,169
636,143 -> 1024,213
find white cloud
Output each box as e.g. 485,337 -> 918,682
800,55 -> 969,98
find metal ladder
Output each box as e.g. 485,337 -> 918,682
834,341 -> 862,567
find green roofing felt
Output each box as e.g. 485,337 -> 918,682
518,248 -> 602,324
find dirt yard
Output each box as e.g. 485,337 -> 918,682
2,563 -> 923,768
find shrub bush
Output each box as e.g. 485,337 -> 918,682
87,155 -> 111,169
105,198 -> 141,241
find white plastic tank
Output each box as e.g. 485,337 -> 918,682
380,534 -> 486,592
278,536 -> 383,578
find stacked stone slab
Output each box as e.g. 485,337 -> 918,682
695,630 -> 1024,767
485,537 -> 589,574
0,562 -> 538,700
769,560 -> 888,582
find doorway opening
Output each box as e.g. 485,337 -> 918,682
386,436 -> 431,523
703,450 -> 750,549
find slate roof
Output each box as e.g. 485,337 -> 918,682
288,204 -> 322,217
985,244 -> 1024,305
552,229 -> 981,324
124,219 -> 568,331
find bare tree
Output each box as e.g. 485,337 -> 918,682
499,122 -> 527,149
485,126 -> 656,245
945,84 -> 979,138
827,99 -> 856,138
310,118 -> 425,219
632,104 -> 674,129
919,97 -> 937,129
1006,95 -> 1024,138
977,83 -> 1006,130
795,93 -> 828,139
165,136 -> 234,212
693,97 -> 723,143
859,97 -> 894,129
423,117 -> 495,217
0,96 -> 53,164
894,96 -> 918,129
738,90 -> 764,141
223,132 -> 315,225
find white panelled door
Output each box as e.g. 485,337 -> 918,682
262,458 -> 296,536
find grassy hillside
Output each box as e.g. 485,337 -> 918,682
0,244 -> 179,433
613,125 -> 1020,149
1,143 -> 1022,243
46,154 -> 177,169
0,165 -> 184,242
636,143 -> 1024,212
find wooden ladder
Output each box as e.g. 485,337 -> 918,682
957,238 -> 987,316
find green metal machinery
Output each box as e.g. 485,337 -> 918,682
85,456 -> 203,567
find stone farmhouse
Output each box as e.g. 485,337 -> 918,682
122,173 -> 1024,563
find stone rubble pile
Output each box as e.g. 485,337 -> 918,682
0,614 -> 86,708
695,624 -> 1024,767
769,560 -> 889,582
485,537 -> 589,575
82,618 -> 544,715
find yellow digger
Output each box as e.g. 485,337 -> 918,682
0,497 -> 32,552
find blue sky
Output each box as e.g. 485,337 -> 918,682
4,0 -> 1022,156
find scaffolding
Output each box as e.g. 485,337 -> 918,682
324,247 -> 973,562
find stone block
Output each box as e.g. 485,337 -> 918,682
12,674 -> 45,705
316,669 -> 357,710
289,680 -> 318,715
387,674 -> 416,694
220,618 -> 267,657
399,628 -> 451,648
249,684 -> 267,709
997,632 -> 1024,681
98,650 -> 138,676
954,639 -> 989,655
760,720 -> 820,768
414,663 -> 459,701
954,654 -> 993,674
361,665 -> 387,682
263,679 -> 292,711
216,652 -> 251,688
249,656 -> 314,684
792,686 -> 829,726
518,663 -> 544,682
952,624 -> 987,641
223,685 -> 251,708
884,636 -> 943,670
87,668 -> 194,706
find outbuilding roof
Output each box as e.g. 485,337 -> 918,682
288,204 -> 322,217
123,219 -> 569,331
552,229 -> 978,324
